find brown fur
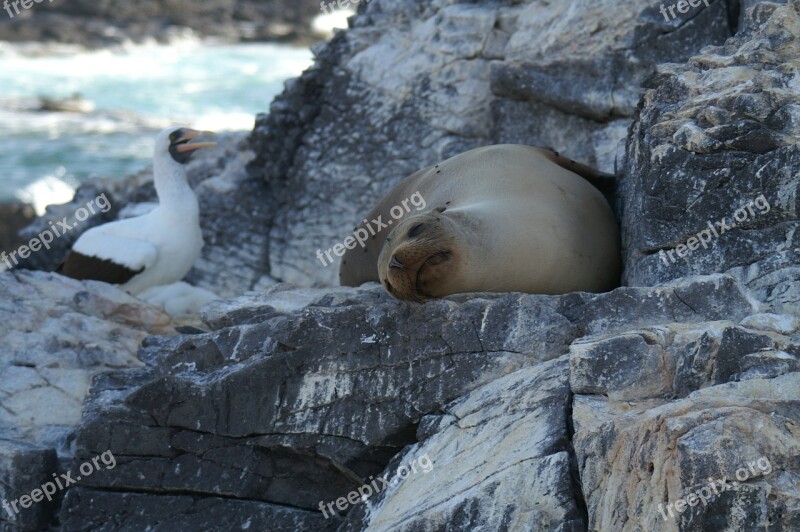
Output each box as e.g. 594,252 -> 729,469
341,145 -> 620,302
378,213 -> 462,302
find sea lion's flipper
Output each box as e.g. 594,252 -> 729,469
536,147 -> 617,195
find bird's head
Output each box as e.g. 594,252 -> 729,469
156,127 -> 217,165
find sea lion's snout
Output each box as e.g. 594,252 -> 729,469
378,213 -> 459,302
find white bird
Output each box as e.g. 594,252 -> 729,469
61,127 -> 216,295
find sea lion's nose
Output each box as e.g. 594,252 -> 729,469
389,255 -> 406,269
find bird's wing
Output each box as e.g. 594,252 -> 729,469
61,228 -> 158,285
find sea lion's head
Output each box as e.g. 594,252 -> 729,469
377,209 -> 463,302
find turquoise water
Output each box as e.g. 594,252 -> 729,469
0,41 -> 313,207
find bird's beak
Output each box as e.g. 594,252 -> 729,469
176,129 -> 217,153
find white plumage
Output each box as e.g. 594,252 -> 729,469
63,127 -> 215,296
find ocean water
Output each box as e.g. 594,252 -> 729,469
0,40 -> 313,211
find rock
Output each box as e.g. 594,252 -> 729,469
0,270 -> 172,443
341,357 -> 585,531
569,320 -> 793,400
59,489 -> 339,531
740,312 -> 800,335
0,441 -> 59,532
569,275 -> 800,530
0,0 -> 325,47
0,202 -> 35,256
37,94 -> 95,114
574,372 -> 800,530
184,134 -> 277,298
621,0 -> 800,315
55,274 -> 775,529
0,270 -> 173,530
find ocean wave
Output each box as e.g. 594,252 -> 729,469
16,173 -> 77,216
0,40 -> 313,203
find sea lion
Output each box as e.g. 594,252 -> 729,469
339,144 -> 620,302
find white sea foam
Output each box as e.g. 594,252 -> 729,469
0,40 -> 313,202
312,10 -> 355,34
16,173 -> 77,215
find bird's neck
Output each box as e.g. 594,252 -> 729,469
153,160 -> 199,217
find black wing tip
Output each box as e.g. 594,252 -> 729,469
61,251 -> 144,285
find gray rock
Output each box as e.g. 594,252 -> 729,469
571,318 -> 799,400
57,274 -> 778,529
573,373 -> 800,530
341,358 -> 584,531
0,270 -> 172,448
0,203 -> 35,256
570,283 -> 800,530
59,488 -> 339,531
621,0 -> 800,315
0,441 -> 59,532
0,270 -> 173,531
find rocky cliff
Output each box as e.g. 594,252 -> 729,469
2,0 -> 799,531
